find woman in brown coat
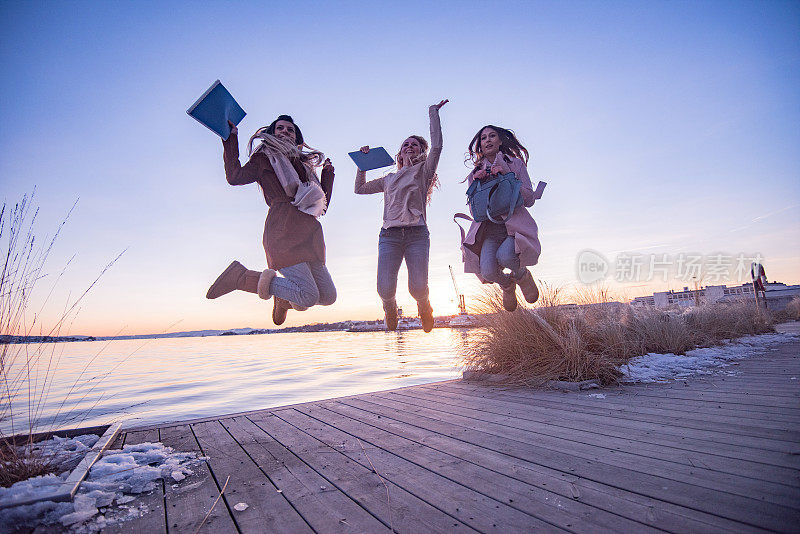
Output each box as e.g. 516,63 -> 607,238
206,115 -> 336,325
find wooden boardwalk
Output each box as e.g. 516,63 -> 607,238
107,337 -> 800,533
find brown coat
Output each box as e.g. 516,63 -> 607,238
222,133 -> 334,270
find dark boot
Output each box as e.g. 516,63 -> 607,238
383,299 -> 398,331
207,261 -> 251,299
502,282 -> 518,312
273,297 -> 291,325
516,269 -> 539,304
418,300 -> 434,333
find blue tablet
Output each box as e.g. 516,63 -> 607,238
187,80 -> 246,141
348,147 -> 395,171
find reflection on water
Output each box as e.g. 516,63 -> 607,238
2,329 -> 474,434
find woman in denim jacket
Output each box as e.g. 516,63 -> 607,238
355,99 -> 448,332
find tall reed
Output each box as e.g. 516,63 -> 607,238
0,192 -> 120,486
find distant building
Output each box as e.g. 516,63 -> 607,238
631,282 -> 800,310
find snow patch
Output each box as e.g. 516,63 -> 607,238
620,333 -> 796,383
587,393 -> 606,399
0,438 -> 202,533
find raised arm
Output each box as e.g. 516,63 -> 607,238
353,146 -> 386,194
422,99 -> 447,181
222,125 -> 259,186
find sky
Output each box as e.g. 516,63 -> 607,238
1,1 -> 798,336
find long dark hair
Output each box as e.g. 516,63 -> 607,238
247,114 -> 325,169
467,125 -> 529,168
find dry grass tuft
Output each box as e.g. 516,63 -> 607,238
460,285 -> 774,387
0,441 -> 53,488
783,296 -> 800,321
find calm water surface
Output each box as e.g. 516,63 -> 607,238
3,329 -> 474,434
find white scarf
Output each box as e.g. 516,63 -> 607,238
251,134 -> 328,217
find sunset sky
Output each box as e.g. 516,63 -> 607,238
1,1 -> 798,336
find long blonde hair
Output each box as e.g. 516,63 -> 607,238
395,135 -> 439,205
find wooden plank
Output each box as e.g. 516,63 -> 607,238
297,402 -> 660,533
435,381 -> 800,432
410,385 -> 800,470
327,398 -> 766,534
108,431 -> 126,450
617,388 -> 800,408
160,425 -> 237,534
367,391 -> 800,508
247,411 -> 482,533
660,382 -> 799,397
424,382 -> 800,455
275,406 -> 571,533
451,381 -> 800,418
341,395 -> 799,531
387,387 -> 800,485
104,429 -> 166,534
220,415 -> 389,533
191,419 -> 313,533
433,382 -> 800,447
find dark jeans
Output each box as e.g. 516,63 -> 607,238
377,225 -> 430,309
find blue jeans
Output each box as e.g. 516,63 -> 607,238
271,261 -> 337,309
480,235 -> 524,288
377,225 -> 430,309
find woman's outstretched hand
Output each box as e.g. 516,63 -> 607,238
360,146 -> 370,154
323,158 -> 334,173
432,99 -> 449,110
227,120 -> 238,136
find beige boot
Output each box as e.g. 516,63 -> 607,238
272,297 -> 291,325
516,269 -> 539,304
256,269 -> 277,300
206,261 -> 247,299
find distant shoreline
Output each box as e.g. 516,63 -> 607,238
0,317 -> 467,344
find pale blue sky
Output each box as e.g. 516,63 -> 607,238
1,1 -> 798,335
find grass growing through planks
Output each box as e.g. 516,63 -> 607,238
459,284 -> 774,387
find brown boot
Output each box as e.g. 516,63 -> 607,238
384,299 -> 398,331
418,300 -> 434,333
516,269 -> 539,304
502,282 -> 518,311
273,297 -> 291,325
206,261 -> 247,299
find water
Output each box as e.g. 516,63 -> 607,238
1,329 -> 474,435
